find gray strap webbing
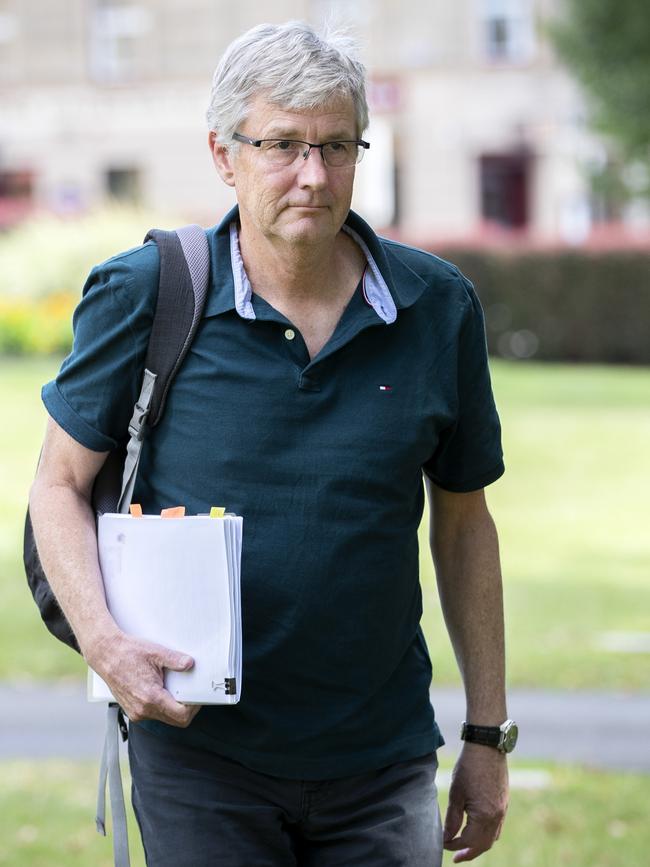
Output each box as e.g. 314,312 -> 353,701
94,359 -> 158,867
96,705 -> 130,867
95,367 -> 156,865
116,369 -> 157,515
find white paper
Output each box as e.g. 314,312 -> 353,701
88,514 -> 242,705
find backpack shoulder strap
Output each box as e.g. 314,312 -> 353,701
143,224 -> 211,425
116,224 -> 210,514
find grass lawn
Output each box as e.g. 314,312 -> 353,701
0,357 -> 87,682
0,758 -> 648,866
1,356 -> 649,688
419,360 -> 650,690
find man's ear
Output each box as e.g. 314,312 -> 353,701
209,131 -> 236,188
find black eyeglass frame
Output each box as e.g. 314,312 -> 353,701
232,133 -> 370,165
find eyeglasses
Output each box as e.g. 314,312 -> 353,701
232,133 -> 370,168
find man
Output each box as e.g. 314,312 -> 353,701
30,21 -> 514,867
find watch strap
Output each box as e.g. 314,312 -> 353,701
461,722 -> 501,748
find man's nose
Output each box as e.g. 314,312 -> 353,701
296,146 -> 328,187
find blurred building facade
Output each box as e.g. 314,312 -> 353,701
0,0 -> 648,241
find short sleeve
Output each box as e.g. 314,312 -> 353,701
41,244 -> 160,452
423,277 -> 504,492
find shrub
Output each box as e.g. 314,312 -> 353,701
0,206 -> 184,355
0,292 -> 76,354
434,247 -> 650,365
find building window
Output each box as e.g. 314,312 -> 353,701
481,0 -> 535,64
105,167 -> 141,203
480,154 -> 529,229
89,1 -> 151,83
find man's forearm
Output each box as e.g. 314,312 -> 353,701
429,487 -> 507,723
427,484 -> 510,862
29,417 -> 197,727
29,476 -> 118,664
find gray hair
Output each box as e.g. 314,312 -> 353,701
206,21 -> 369,144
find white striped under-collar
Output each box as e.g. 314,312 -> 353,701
228,221 -> 396,324
229,223 -> 256,320
341,224 -> 396,324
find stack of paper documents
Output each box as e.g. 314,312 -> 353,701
88,510 -> 242,705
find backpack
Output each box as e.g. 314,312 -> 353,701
23,224 -> 211,651
22,224 -> 211,867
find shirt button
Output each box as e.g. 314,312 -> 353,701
284,328 -> 296,340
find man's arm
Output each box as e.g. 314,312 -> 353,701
425,478 -> 509,863
29,416 -> 198,727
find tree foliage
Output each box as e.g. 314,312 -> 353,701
550,0 -> 650,165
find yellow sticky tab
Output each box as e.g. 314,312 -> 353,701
161,506 -> 186,518
129,503 -> 143,517
210,506 -> 226,519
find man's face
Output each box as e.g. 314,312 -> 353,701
213,94 -> 359,248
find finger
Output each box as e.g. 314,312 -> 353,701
121,682 -> 195,727
445,818 -> 497,860
446,840 -> 485,857
151,687 -> 200,726
186,705 -> 202,723
453,847 -> 480,863
443,801 -> 465,846
152,647 -> 194,672
165,704 -> 197,728
446,838 -> 492,863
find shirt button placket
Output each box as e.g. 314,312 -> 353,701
280,325 -> 310,376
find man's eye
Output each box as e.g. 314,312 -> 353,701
328,142 -> 344,151
273,140 -> 297,151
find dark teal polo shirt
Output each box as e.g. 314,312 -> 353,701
42,206 -> 504,779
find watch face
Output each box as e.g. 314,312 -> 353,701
501,721 -> 518,753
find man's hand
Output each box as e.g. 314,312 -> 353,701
443,743 -> 509,862
85,629 -> 201,728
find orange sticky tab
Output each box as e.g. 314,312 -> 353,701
160,506 -> 186,518
129,503 -> 143,517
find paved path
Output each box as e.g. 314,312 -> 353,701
1,682 -> 649,772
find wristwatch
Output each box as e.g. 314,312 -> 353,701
460,719 -> 518,753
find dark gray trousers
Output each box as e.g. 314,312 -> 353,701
128,725 -> 443,867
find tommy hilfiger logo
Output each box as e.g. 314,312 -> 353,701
379,385 -> 393,392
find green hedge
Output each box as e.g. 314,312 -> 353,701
434,247 -> 650,364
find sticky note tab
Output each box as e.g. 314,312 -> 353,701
161,506 -> 186,518
129,503 -> 143,517
210,506 -> 226,519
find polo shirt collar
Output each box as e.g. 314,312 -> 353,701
343,210 -> 428,311
340,223 -> 395,323
203,205 -> 426,319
